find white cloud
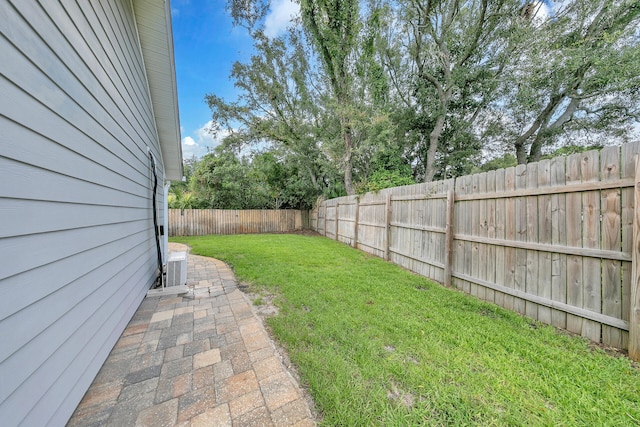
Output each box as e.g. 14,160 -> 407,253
264,0 -> 300,38
195,122 -> 220,147
181,137 -> 203,159
181,121 -> 226,159
532,1 -> 550,24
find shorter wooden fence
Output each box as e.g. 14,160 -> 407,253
310,142 -> 640,361
169,209 -> 308,236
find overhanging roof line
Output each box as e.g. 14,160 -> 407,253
132,0 -> 183,181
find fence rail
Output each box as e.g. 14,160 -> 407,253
169,209 -> 308,236
310,141 -> 640,360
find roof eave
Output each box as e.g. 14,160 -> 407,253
133,0 -> 183,181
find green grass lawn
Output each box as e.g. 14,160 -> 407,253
172,233 -> 640,426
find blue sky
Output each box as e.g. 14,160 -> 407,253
170,0 -> 299,159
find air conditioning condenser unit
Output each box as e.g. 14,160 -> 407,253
166,251 -> 187,287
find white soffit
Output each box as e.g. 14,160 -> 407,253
133,0 -> 183,180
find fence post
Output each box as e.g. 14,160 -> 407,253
324,202 -> 327,237
384,192 -> 392,261
630,156 -> 640,361
353,197 -> 359,249
444,188 -> 455,287
335,202 -> 339,241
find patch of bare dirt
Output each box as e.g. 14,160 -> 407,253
247,292 -> 280,317
387,378 -> 416,409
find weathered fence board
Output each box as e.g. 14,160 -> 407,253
494,168 -> 507,309
462,175 -> 473,295
485,170 -> 496,304
565,153 -> 583,335
537,159 -> 552,325
621,142 -> 638,349
514,164 -> 527,316
504,167 -> 517,312
169,209 -> 307,236
525,162 -> 538,320
309,141 -> 640,358
454,177 -> 467,293
582,150 -> 602,342
631,154 -> 640,360
471,173 -> 481,300
550,155 -> 568,330
601,145 -> 622,347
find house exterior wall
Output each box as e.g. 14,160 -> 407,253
0,1 -> 169,425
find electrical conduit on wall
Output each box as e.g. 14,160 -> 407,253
149,151 -> 163,289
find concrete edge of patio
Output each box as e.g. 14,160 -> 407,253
67,243 -> 317,427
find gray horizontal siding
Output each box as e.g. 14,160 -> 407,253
0,199 -> 149,238
0,0 -> 167,425
0,21 -> 150,183
1,115 -> 149,197
1,156 -> 149,208
0,220 -> 152,285
0,227 -> 152,320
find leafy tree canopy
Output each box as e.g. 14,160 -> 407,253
195,0 -> 639,208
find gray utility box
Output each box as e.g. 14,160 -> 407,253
166,251 -> 187,287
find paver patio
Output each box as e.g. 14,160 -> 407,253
67,243 -> 315,427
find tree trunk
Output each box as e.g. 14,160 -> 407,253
528,132 -> 545,163
343,126 -> 355,195
515,138 -> 528,165
528,96 -> 581,162
513,93 -> 564,165
308,166 -> 319,189
423,113 -> 446,182
344,164 -> 354,195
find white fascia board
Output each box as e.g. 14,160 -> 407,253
133,0 -> 183,181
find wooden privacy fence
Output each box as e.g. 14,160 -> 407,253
310,142 -> 640,360
169,209 -> 308,236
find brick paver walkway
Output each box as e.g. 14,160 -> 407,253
67,244 -> 315,427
